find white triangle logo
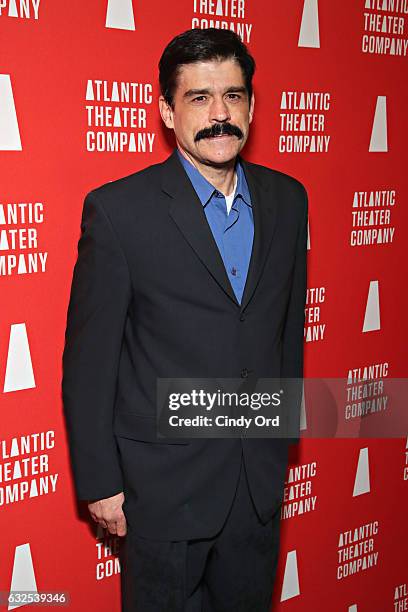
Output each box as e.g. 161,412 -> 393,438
105,0 -> 135,31
0,74 -> 22,151
363,280 -> 381,332
3,323 -> 36,392
369,96 -> 388,152
353,447 -> 370,496
9,543 -> 38,610
280,549 -> 300,601
298,0 -> 320,48
348,605 -> 358,612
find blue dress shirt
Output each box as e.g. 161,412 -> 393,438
177,150 -> 254,304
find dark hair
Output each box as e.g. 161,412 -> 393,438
159,28 -> 256,108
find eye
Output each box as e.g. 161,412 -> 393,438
192,96 -> 207,103
226,93 -> 241,100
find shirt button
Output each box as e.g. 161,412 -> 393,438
241,368 -> 249,378
231,267 -> 237,276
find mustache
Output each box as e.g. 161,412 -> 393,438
194,123 -> 244,142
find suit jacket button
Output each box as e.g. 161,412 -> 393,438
241,368 -> 249,378
239,314 -> 246,322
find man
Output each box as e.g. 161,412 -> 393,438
62,28 -> 308,611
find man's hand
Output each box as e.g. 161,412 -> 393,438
88,492 -> 127,536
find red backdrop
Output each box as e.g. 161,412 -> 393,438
1,1 -> 407,610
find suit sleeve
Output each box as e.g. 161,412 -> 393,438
62,192 -> 131,501
280,184 -> 308,444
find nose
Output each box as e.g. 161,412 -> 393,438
209,96 -> 231,123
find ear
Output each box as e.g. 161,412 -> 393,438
248,92 -> 255,124
159,96 -> 174,129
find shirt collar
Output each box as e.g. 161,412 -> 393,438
177,149 -> 252,208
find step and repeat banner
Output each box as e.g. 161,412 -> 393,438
1,1 -> 407,610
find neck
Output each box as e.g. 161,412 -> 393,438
177,146 -> 237,197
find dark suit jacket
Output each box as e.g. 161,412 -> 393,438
61,148 -> 308,540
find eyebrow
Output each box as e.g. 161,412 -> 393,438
183,86 -> 247,98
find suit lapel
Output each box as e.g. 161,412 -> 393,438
161,149 -> 278,312
239,157 -> 278,311
162,150 -> 239,306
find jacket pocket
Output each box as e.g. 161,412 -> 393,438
113,411 -> 190,445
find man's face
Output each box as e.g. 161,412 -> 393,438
159,58 -> 254,167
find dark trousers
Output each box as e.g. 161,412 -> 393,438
119,451 -> 281,611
